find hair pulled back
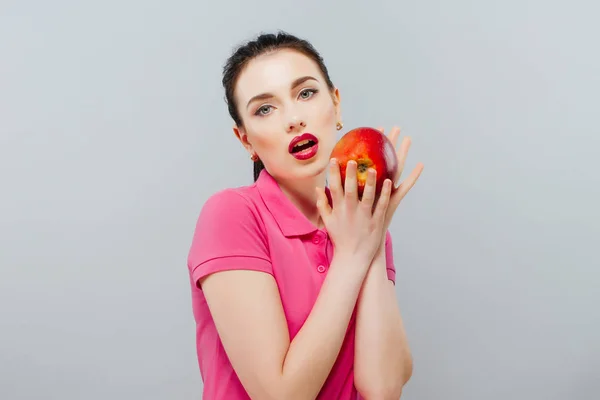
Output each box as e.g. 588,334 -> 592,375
222,31 -> 335,181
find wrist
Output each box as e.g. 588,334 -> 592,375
331,250 -> 372,274
372,236 -> 386,262
358,251 -> 389,299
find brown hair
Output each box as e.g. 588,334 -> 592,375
222,31 -> 336,181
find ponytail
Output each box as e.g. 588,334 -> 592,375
253,159 -> 265,182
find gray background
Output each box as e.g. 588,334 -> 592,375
1,0 -> 598,399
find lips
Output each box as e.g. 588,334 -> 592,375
288,133 -> 319,154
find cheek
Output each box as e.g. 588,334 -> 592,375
252,134 -> 276,151
311,100 -> 338,150
247,129 -> 284,156
310,97 -> 337,124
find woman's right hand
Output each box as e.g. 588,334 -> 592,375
316,158 -> 392,267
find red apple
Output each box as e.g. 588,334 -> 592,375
329,127 -> 398,200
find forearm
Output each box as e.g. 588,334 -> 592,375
354,255 -> 413,399
279,252 -> 369,400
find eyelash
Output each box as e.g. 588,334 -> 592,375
254,88 -> 319,116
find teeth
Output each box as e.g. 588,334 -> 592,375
294,139 -> 310,148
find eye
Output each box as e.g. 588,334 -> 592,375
299,88 -> 318,99
255,105 -> 273,116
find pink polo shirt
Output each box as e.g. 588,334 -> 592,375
187,169 -> 396,399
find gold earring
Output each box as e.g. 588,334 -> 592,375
250,153 -> 258,162
336,121 -> 343,131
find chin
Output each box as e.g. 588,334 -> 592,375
280,138 -> 334,179
278,157 -> 327,181
313,153 -> 332,173
295,163 -> 326,179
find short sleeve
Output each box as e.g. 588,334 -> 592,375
384,230 -> 396,284
187,189 -> 273,288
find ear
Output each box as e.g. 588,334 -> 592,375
332,87 -> 342,119
233,124 -> 254,155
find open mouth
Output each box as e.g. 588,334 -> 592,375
291,139 -> 317,153
288,133 -> 319,160
289,133 -> 318,152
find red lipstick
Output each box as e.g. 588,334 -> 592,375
288,133 -> 319,160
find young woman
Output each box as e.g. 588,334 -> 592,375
187,31 -> 424,400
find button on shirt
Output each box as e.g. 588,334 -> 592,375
187,169 -> 396,400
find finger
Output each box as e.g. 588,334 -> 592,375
395,136 -> 411,187
315,186 -> 332,222
360,168 -> 377,210
328,158 -> 343,207
388,126 -> 401,149
373,179 -> 393,222
395,162 -> 424,200
344,160 -> 358,205
377,126 -> 385,133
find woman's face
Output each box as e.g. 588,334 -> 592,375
233,49 -> 341,182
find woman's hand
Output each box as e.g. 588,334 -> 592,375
377,126 -> 424,234
316,158 -> 392,266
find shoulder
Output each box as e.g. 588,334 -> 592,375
187,185 -> 271,277
200,185 -> 256,213
194,185 -> 264,228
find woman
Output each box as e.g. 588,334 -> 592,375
187,31 -> 424,399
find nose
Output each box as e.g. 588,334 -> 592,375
286,116 -> 306,133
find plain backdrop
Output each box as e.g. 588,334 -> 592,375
1,1 -> 599,399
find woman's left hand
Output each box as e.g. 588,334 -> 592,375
376,126 -> 424,234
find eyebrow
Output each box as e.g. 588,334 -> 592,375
245,75 -> 318,110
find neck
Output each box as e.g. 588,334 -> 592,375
277,171 -> 327,228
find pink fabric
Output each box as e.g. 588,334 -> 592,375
187,169 -> 396,399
